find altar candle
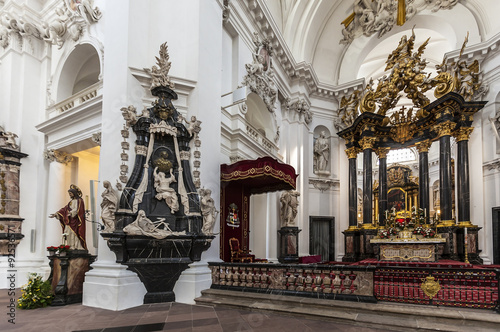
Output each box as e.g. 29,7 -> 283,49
385,211 -> 388,219
85,195 -> 89,208
424,208 -> 427,218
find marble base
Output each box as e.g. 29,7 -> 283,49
49,251 -> 96,306
342,229 -> 360,262
278,227 -> 301,264
173,262 -> 212,304
359,228 -> 377,260
82,262 -> 147,311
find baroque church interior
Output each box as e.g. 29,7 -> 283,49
1,0 -> 500,330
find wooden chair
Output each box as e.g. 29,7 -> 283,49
229,237 -> 254,263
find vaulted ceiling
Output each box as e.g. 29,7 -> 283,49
265,0 -> 500,86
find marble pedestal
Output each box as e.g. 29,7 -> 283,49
359,228 -> 378,260
456,226 -> 483,264
49,250 -> 96,306
342,229 -> 360,262
106,233 -> 213,303
278,227 -> 301,263
436,226 -> 459,261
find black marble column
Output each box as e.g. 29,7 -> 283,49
343,147 -> 360,262
376,148 -> 389,227
363,147 -> 373,226
456,128 -> 473,224
348,152 -> 358,228
438,130 -> 454,223
416,140 -> 431,222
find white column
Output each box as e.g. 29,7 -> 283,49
46,161 -> 67,247
173,0 -> 223,304
83,0 -> 146,310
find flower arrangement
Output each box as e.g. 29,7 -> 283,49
17,273 -> 53,309
422,228 -> 436,238
413,226 -> 425,236
58,245 -> 70,252
387,227 -> 398,236
46,246 -> 58,252
378,227 -> 398,239
378,229 -> 390,239
413,226 -> 436,238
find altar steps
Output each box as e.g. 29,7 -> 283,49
195,288 -> 500,332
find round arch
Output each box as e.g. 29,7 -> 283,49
245,92 -> 277,140
53,42 -> 102,103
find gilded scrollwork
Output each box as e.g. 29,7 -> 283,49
415,139 -> 432,153
454,127 -> 474,142
359,137 -> 377,150
433,121 -> 456,138
433,33 -> 484,101
375,147 -> 390,159
345,147 -> 360,159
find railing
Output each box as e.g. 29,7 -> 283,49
209,262 -> 500,312
374,266 -> 500,310
245,123 -> 276,154
49,81 -> 102,116
209,262 -> 376,301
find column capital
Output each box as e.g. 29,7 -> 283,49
415,139 -> 432,153
359,136 -> 377,150
374,147 -> 390,159
454,127 -> 474,142
345,147 -> 360,159
433,121 -> 456,138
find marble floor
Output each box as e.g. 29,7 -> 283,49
0,289 -> 387,332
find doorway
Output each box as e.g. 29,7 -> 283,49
309,216 -> 335,262
493,207 -> 500,264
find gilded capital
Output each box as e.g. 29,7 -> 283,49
375,147 -> 390,159
345,147 -> 360,159
359,136 -> 377,150
415,139 -> 432,153
433,121 -> 456,138
454,127 -> 474,142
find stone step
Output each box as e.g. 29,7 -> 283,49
195,288 -> 500,332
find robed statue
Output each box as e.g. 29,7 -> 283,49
49,184 -> 87,250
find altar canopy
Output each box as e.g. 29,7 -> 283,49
220,156 -> 298,261
221,156 -> 297,194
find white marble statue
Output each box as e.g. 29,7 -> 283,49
153,167 -> 179,214
0,127 -> 19,150
314,131 -> 330,174
100,180 -> 118,232
280,190 -> 300,227
200,188 -> 217,235
123,210 -> 185,239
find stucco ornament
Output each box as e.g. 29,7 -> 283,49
242,32 -> 277,113
340,0 -> 459,45
0,0 -> 101,49
0,126 -> 18,150
146,42 -> 175,90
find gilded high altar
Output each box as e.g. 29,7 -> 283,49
338,31 -> 485,264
